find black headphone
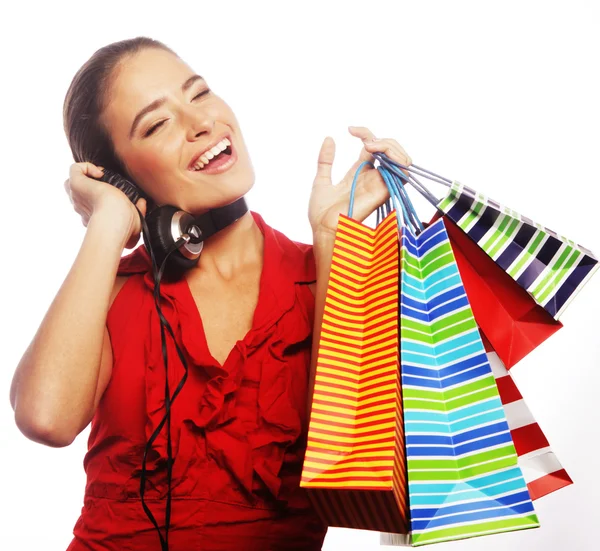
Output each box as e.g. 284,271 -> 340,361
98,167 -> 248,551
99,167 -> 249,279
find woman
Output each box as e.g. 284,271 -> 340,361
9,37 -> 412,550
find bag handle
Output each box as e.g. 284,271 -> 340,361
373,152 -> 452,209
348,151 -> 455,233
348,159 -> 422,233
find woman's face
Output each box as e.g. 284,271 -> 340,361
101,48 -> 254,214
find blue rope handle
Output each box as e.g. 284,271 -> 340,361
391,169 -> 424,231
348,160 -> 375,219
379,167 -> 423,233
348,157 -> 427,233
348,158 -> 410,229
372,151 -> 451,209
348,150 -> 454,234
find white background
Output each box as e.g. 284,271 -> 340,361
1,1 -> 599,550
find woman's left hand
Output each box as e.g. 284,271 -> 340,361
309,126 -> 412,238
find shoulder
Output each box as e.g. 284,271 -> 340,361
107,245 -> 151,314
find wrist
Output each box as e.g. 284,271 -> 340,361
88,207 -> 133,250
312,230 -> 336,272
312,228 -> 336,248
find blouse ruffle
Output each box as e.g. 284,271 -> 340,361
115,212 -> 316,505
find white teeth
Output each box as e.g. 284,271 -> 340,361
190,137 -> 231,170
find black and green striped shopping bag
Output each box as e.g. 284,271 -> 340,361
373,152 -> 598,321
437,181 -> 597,319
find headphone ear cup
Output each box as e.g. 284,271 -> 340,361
144,205 -> 200,279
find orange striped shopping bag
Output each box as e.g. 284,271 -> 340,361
300,210 -> 409,534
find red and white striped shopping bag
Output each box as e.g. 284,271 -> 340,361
479,329 -> 573,500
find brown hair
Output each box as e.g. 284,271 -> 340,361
63,37 -> 175,197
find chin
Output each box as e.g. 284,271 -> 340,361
184,184 -> 254,215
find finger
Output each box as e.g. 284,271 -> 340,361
349,127 -> 413,168
71,162 -> 104,180
135,197 -> 148,218
363,138 -> 413,166
340,135 -> 379,186
347,125 -> 378,169
313,136 -> 335,188
348,126 -> 377,142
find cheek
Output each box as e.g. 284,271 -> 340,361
130,140 -> 181,179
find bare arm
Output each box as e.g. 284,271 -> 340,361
10,210 -> 132,447
307,232 -> 336,412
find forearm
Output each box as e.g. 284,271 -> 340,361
307,230 -> 336,412
11,211 -> 129,444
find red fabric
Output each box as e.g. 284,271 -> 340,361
67,212 -> 328,551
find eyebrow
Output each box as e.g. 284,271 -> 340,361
129,74 -> 204,138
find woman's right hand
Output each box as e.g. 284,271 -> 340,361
64,162 -> 147,249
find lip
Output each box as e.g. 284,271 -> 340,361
188,133 -> 232,170
198,141 -> 238,175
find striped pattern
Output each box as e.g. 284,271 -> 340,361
481,331 -> 573,501
438,181 -> 598,319
400,217 -> 539,546
441,213 -> 563,369
300,212 -> 408,533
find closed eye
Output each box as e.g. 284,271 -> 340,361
144,120 -> 166,137
143,89 -> 210,137
193,89 -> 210,101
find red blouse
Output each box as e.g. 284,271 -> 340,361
66,211 -> 328,551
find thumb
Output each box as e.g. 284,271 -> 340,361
313,136 -> 335,187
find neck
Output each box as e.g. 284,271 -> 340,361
186,210 -> 263,281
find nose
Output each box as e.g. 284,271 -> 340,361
183,105 -> 214,141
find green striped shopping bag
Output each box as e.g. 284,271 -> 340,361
399,216 -> 539,546
437,181 -> 598,319
374,153 -> 598,321
369,162 -> 540,546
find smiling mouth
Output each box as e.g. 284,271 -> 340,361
189,137 -> 233,171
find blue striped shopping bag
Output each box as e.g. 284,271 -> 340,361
367,161 -> 540,546
399,216 -> 539,546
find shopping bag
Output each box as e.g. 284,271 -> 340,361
439,213 -> 563,368
438,181 -> 598,319
399,215 -> 539,546
480,329 -> 573,500
300,209 -> 409,534
378,333 -> 572,547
